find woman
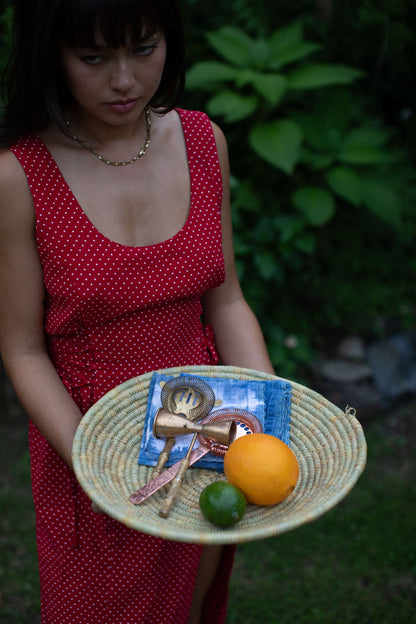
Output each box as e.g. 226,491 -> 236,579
0,1 -> 275,622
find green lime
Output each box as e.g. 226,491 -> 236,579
199,481 -> 246,528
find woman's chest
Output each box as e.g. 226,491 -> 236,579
59,151 -> 191,248
35,157 -> 224,306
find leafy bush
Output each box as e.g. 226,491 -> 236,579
0,1 -> 11,75
186,23 -> 415,376
320,0 -> 416,164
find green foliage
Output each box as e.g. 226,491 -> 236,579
187,24 -> 405,229
319,0 -> 416,165
0,2 -> 12,75
250,119 -> 302,173
186,22 -> 415,376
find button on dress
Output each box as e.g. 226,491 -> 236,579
10,109 -> 235,623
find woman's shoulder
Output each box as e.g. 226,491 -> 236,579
0,146 -> 25,181
175,108 -> 226,145
0,148 -> 29,192
175,107 -> 213,126
0,148 -> 33,225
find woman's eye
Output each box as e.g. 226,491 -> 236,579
81,54 -> 104,65
135,45 -> 156,56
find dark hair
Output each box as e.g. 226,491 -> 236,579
0,0 -> 185,146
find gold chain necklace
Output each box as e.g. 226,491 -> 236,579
65,106 -> 151,166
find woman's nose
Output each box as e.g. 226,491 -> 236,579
110,59 -> 135,92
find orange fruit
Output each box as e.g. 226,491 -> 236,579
223,433 -> 299,506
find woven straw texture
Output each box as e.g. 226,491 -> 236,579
72,365 -> 367,544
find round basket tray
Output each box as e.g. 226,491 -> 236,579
72,365 -> 367,544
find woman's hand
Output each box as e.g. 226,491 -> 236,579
91,501 -> 105,514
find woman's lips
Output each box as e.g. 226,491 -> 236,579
106,99 -> 138,113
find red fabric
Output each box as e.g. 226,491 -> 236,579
11,109 -> 235,624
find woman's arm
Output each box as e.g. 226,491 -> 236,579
196,125 -> 277,617
0,150 -> 82,468
202,124 -> 275,376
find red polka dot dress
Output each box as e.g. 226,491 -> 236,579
10,110 -> 235,624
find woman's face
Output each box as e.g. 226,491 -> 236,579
60,28 -> 166,126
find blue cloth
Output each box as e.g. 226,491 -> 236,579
138,372 -> 292,470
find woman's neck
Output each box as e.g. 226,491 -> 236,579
63,105 -> 151,151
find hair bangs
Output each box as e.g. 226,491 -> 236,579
58,0 -> 162,50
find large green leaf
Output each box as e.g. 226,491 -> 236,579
326,166 -> 362,206
338,144 -> 393,165
207,91 -> 259,123
186,62 -> 237,89
249,119 -> 303,174
269,23 -> 321,68
270,22 -> 304,50
292,90 -> 352,153
270,41 -> 320,69
247,72 -> 288,106
291,112 -> 342,152
338,126 -> 394,164
287,64 -> 364,89
249,38 -> 271,70
206,27 -> 254,66
300,147 -> 335,171
360,176 -> 402,228
290,112 -> 327,150
292,187 -> 336,225
344,126 -> 389,147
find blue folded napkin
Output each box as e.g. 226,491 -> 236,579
138,372 -> 292,470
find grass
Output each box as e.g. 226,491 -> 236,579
0,389 -> 40,624
0,377 -> 415,623
228,401 -> 416,624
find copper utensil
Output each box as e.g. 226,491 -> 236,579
153,409 -> 235,446
152,376 -> 215,477
157,410 -> 238,518
130,409 -> 262,506
158,432 -> 199,518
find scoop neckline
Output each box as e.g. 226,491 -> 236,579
34,109 -> 193,251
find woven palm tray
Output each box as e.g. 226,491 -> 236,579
72,365 -> 367,544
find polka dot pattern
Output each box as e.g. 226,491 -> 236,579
10,110 -> 234,623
